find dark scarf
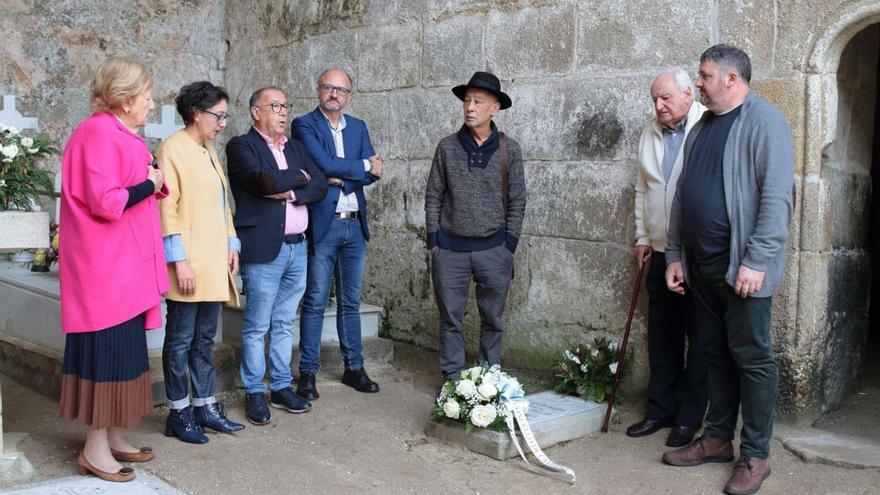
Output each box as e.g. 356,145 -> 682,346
456,121 -> 499,169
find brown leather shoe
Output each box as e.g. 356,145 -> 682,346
662,435 -> 735,467
76,453 -> 135,482
110,446 -> 154,462
724,456 -> 771,494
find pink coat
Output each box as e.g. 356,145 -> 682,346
59,112 -> 170,333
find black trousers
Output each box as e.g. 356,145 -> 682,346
688,256 -> 777,458
644,252 -> 708,428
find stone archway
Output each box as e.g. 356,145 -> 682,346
803,1 -> 880,413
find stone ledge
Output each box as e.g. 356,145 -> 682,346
775,424 -> 880,469
426,391 -> 617,460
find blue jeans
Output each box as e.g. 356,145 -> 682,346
162,300 -> 220,409
240,241 -> 307,393
299,217 -> 366,374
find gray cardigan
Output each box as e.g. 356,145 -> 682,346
666,90 -> 794,297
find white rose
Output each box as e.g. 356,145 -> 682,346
469,404 -> 498,428
455,379 -> 477,397
20,137 -> 33,148
466,366 -> 484,380
443,399 -> 461,419
565,350 -> 581,364
609,362 -> 619,374
2,144 -> 19,159
477,382 -> 498,401
591,348 -> 600,358
0,179 -> 5,187
580,364 -> 588,373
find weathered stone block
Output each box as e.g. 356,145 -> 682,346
345,92 -> 392,155
426,391 -> 616,460
280,31 -> 358,98
503,76 -> 653,162
795,251 -> 830,352
362,227 -> 437,346
799,174 -> 832,252
365,159 -> 409,230
751,76 -> 806,173
485,6 -> 575,78
774,0 -> 850,72
406,160 -> 431,229
386,89 -> 462,160
718,0 -> 776,72
522,236 -> 637,332
423,15 -> 486,88
576,0 -> 710,71
358,23 -> 421,92
523,160 -> 636,244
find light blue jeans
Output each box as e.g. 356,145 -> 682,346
240,241 -> 307,393
298,217 -> 366,374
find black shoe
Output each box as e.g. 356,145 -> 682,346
626,417 -> 674,437
245,392 -> 271,425
297,371 -> 319,400
270,387 -> 312,413
193,402 -> 245,433
165,406 -> 209,444
666,425 -> 698,447
341,368 -> 380,393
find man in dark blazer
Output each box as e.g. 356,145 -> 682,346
226,86 -> 327,425
291,68 -> 383,399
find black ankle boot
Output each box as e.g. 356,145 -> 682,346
193,403 -> 245,433
165,406 -> 209,444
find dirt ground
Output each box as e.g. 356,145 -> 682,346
2,343 -> 879,495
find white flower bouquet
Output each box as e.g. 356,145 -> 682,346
554,337 -> 622,403
432,364 -> 527,432
0,123 -> 57,211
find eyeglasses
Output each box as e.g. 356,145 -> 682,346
318,84 -> 352,95
202,109 -> 230,123
255,103 -> 293,113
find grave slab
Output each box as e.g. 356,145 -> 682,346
0,471 -> 185,495
426,391 -> 617,460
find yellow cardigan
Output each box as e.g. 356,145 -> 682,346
157,130 -> 239,306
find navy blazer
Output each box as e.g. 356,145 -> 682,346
226,127 -> 327,264
291,107 -> 378,245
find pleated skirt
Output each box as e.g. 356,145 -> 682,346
59,313 -> 152,428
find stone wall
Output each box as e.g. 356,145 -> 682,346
222,0 -> 779,401
4,0 -> 880,420
0,0 -> 226,149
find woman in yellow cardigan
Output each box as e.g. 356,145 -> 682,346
157,81 -> 243,443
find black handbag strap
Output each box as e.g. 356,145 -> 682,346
500,132 -> 508,213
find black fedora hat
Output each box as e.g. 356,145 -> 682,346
452,71 -> 512,109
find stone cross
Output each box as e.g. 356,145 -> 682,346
144,105 -> 183,140
0,95 -> 39,131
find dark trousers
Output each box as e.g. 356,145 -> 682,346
162,300 -> 221,409
644,252 -> 708,428
688,256 -> 778,459
431,244 -> 513,378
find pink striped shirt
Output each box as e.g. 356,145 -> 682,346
254,128 -> 308,234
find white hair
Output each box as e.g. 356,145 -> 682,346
655,68 -> 694,96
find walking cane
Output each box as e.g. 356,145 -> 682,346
601,255 -> 649,433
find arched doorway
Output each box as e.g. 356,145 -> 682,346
808,13 -> 880,438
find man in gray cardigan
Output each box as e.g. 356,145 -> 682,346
425,72 -> 526,379
661,45 -> 794,495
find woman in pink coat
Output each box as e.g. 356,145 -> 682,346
58,56 -> 169,483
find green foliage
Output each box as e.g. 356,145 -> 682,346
553,336 -> 626,403
0,125 -> 58,211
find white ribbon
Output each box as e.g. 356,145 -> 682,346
504,401 -> 576,485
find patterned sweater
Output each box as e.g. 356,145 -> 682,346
425,130 -> 526,252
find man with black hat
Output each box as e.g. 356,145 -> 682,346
425,71 -> 527,379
